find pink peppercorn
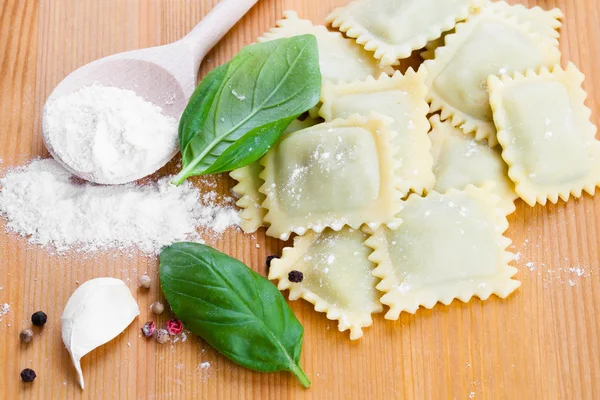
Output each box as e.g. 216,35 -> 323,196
141,321 -> 156,337
165,319 -> 183,335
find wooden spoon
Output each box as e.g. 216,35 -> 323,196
42,0 -> 258,185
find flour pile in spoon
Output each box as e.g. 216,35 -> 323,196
43,84 -> 178,185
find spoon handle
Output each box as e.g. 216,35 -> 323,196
184,0 -> 259,69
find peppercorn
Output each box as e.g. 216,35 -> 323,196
20,368 -> 36,382
139,275 -> 151,289
141,321 -> 156,338
31,311 -> 47,327
19,329 -> 33,344
288,270 -> 304,283
165,319 -> 183,335
266,255 -> 280,268
155,329 -> 169,344
150,301 -> 165,315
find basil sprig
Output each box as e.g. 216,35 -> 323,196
172,35 -> 321,185
159,242 -> 311,387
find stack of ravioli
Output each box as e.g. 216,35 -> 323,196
230,1 -> 600,340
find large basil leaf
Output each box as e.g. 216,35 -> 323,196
159,242 -> 311,387
178,63 -> 229,152
172,35 -> 321,185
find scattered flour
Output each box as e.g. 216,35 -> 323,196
230,89 -> 246,101
569,267 -> 586,277
199,362 -> 211,370
43,84 -> 178,184
463,140 -> 480,158
525,261 -> 537,271
512,238 -> 592,287
211,209 -> 240,233
0,303 -> 9,320
0,159 -> 239,255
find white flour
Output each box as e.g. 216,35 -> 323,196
0,303 -> 9,316
0,303 -> 9,321
0,159 -> 239,255
43,84 -> 178,184
199,362 -> 211,370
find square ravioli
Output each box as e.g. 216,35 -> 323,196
429,115 -> 516,209
259,11 -> 393,84
230,118 -> 321,233
326,0 -> 482,65
365,185 -> 520,319
488,63 -> 600,206
230,162 -> 267,233
319,70 -> 434,195
421,2 -> 563,60
423,6 -> 560,146
489,1 -> 563,46
260,114 -> 403,240
269,227 -> 383,340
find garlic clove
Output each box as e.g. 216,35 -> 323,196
61,278 -> 139,389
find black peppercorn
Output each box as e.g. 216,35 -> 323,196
31,311 -> 47,327
288,270 -> 304,283
266,255 -> 280,268
20,368 -> 36,382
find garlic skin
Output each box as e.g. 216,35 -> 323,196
61,278 -> 139,389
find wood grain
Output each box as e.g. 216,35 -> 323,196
0,0 -> 599,398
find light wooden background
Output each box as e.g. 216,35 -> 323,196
0,0 -> 598,399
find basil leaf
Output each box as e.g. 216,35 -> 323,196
159,242 -> 311,387
201,115 -> 296,175
178,63 -> 230,152
172,35 -> 321,185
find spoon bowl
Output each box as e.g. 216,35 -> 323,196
43,0 -> 258,185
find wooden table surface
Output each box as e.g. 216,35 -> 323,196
0,0 -> 599,399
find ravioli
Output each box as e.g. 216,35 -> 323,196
490,1 -> 563,46
320,69 -> 434,195
269,227 -> 382,340
327,0 -> 482,65
488,63 -> 600,206
429,115 -> 516,210
230,162 -> 267,233
366,185 -> 520,319
231,118 -> 321,233
260,11 -> 393,84
423,6 -> 560,146
421,2 -> 562,60
260,114 -> 403,240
